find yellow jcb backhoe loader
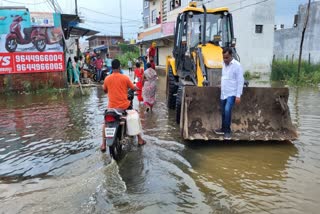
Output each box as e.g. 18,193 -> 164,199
166,2 -> 298,141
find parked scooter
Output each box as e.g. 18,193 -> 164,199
87,65 -> 108,82
104,89 -> 137,160
5,15 -> 45,52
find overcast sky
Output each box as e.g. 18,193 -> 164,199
0,0 -> 314,39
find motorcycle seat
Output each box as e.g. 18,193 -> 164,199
105,108 -> 125,116
23,27 -> 33,40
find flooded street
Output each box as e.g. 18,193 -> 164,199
1,72 -> 320,214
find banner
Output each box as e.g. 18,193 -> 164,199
30,12 -> 54,27
0,52 -> 64,74
0,10 -> 64,74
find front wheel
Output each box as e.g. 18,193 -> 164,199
175,86 -> 183,124
109,137 -> 122,161
5,38 -> 17,52
92,74 -> 97,82
166,67 -> 178,109
35,39 -> 46,52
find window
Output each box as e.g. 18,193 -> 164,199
151,9 -> 157,23
175,0 -> 181,8
170,0 -> 181,11
187,13 -> 232,48
144,1 -> 149,8
144,16 -> 149,28
101,41 -> 105,45
255,25 -> 263,33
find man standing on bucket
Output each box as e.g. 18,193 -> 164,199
214,47 -> 244,140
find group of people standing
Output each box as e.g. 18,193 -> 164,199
67,56 -> 84,84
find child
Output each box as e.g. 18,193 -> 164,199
133,62 -> 144,103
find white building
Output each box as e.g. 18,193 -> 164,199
138,0 -> 275,73
274,1 -> 320,64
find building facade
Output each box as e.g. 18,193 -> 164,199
274,1 -> 320,64
86,35 -> 124,58
138,0 -> 275,73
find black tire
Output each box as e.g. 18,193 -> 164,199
166,67 -> 178,109
175,86 -> 183,124
5,38 -> 17,52
109,137 -> 122,161
35,39 -> 46,52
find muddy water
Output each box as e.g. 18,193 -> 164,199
0,72 -> 320,214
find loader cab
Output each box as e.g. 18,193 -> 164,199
173,8 -> 235,74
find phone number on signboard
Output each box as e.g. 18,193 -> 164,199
15,54 -> 63,63
16,63 -> 64,72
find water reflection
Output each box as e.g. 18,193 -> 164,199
0,91 -> 96,182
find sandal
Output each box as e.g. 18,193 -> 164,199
138,140 -> 146,146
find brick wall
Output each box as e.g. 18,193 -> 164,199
0,71 -> 67,93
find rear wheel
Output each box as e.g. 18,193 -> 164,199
175,86 -> 183,124
109,137 -> 122,161
166,67 -> 178,109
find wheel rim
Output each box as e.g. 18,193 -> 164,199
8,39 -> 17,50
37,40 -> 45,49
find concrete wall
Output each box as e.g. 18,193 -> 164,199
0,72 -> 66,93
207,0 -> 275,73
158,42 -> 174,66
65,37 -> 77,62
274,1 -> 320,64
143,0 -> 150,28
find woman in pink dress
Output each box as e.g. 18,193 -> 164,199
142,63 -> 158,112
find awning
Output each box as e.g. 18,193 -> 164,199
94,45 -> 108,52
69,26 -> 99,37
136,34 -> 174,46
61,14 -> 99,38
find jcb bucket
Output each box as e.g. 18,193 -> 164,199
180,86 -> 298,141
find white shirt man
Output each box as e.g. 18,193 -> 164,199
221,58 -> 244,100
215,47 -> 244,140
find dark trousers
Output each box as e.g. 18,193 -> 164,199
220,96 -> 236,133
96,69 -> 102,81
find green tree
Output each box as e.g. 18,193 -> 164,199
116,43 -> 139,68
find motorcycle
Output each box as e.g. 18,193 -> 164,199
87,65 -> 108,82
5,15 -> 44,52
104,89 -> 136,160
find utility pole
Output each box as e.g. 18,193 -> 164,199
297,0 -> 311,83
120,0 -> 123,38
75,0 -> 78,15
50,0 -> 57,13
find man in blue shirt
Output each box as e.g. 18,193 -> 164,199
105,54 -> 112,73
214,47 -> 244,140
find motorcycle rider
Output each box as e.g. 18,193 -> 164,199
100,59 -> 146,152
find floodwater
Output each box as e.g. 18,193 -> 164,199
0,72 -> 320,214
